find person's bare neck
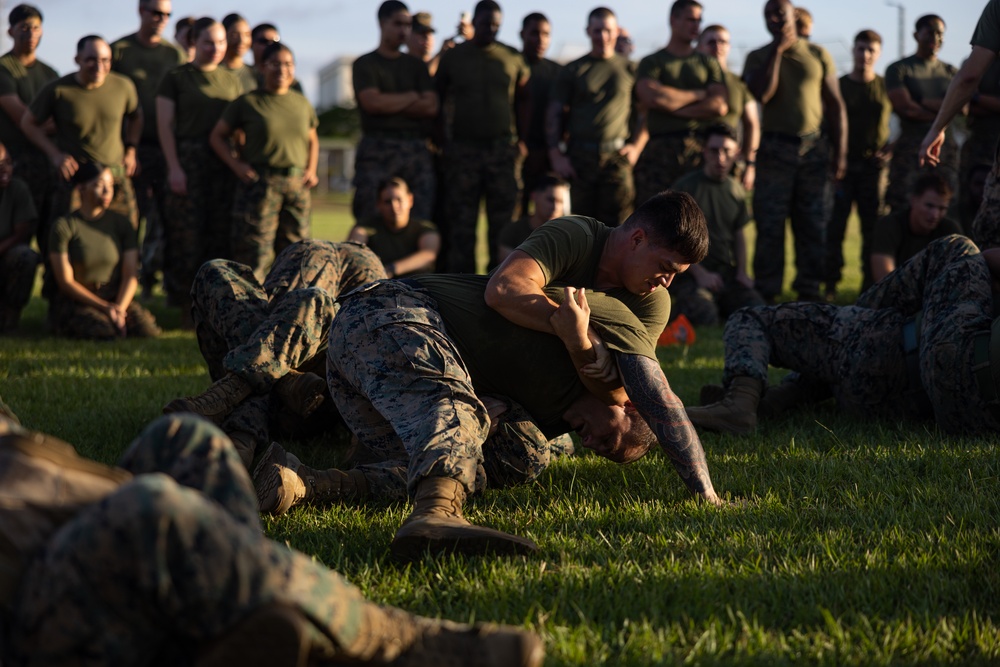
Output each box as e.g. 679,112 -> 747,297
666,36 -> 693,57
79,204 -> 106,221
849,65 -> 875,83
377,40 -> 403,58
595,228 -> 627,291
223,53 -> 244,69
11,47 -> 36,66
137,28 -> 161,48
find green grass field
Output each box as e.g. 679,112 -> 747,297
1,195 -> 997,665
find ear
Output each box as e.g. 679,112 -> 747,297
623,400 -> 637,414
629,227 -> 645,248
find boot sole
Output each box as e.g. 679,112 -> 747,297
390,522 -> 539,562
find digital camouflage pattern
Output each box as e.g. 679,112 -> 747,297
3,415 -> 419,665
565,148 -> 633,226
231,173 -> 311,280
49,284 -> 160,341
825,159 -> 887,291
722,235 -> 997,433
958,126 -> 998,232
633,134 -> 704,206
352,137 -> 435,223
0,244 -> 40,325
134,144 -> 166,292
972,142 -> 1000,249
442,142 -> 521,272
752,134 -> 832,300
885,130 -> 959,214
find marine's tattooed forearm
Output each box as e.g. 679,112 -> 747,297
618,353 -> 716,498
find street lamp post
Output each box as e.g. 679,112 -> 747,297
885,1 -> 906,59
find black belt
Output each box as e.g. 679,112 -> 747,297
252,165 -> 303,177
568,138 -> 626,153
762,131 -> 821,145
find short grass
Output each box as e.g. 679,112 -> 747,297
1,195 -> 997,665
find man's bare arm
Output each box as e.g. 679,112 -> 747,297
635,78 -> 704,112
617,352 -> 722,505
921,46 -> 997,165
485,250 -> 560,334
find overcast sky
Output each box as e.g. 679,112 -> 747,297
10,0 -> 984,104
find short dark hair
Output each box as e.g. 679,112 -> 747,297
618,411 -> 656,464
588,7 -> 615,24
252,23 -> 279,40
521,12 -> 548,30
704,122 -> 738,143
8,4 -> 42,26
912,173 -> 953,200
222,13 -> 246,30
76,34 -> 105,54
625,191 -> 710,264
262,41 -> 293,63
670,0 -> 702,18
378,1 -> 409,22
474,1 -> 502,19
915,14 -> 944,32
377,175 -> 410,196
700,24 -> 727,36
532,173 -> 568,193
190,17 -> 218,42
854,29 -> 882,45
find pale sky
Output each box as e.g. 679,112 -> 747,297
9,0 -> 985,104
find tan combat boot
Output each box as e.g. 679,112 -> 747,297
685,376 -> 763,435
272,369 -> 327,419
162,373 -> 253,423
195,603 -> 309,667
253,442 -> 368,515
390,477 -> 538,561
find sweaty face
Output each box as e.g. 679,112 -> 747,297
621,230 -> 690,295
573,404 -> 631,460
670,6 -> 703,44
376,185 -> 413,228
703,135 -> 739,180
909,190 -> 951,235
698,28 -> 731,62
521,19 -> 551,61
9,16 -> 42,54
586,15 -> 619,56
382,10 -> 412,50
76,39 -> 112,87
195,24 -> 227,67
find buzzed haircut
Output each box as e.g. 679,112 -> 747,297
222,13 -> 246,30
174,16 -> 196,38
9,4 -> 42,26
377,175 -> 411,196
261,41 -> 293,63
588,7 -> 616,24
532,173 -> 568,193
474,1 -> 502,19
625,191 -> 710,264
670,0 -> 702,18
701,24 -> 727,35
76,34 -> 105,54
705,122 -> 738,143
521,12 -> 548,30
251,23 -> 279,40
854,29 -> 882,45
915,14 -> 945,31
912,173 -> 953,199
378,1 -> 409,22
191,17 -> 218,41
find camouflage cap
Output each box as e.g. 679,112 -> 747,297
412,12 -> 435,34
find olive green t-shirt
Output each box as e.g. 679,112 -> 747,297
49,209 -> 137,286
410,273 -> 658,437
253,70 -> 304,95
839,74 -> 892,161
719,70 -> 751,134
111,34 -> 185,144
671,169 -> 747,276
743,39 -> 835,136
513,215 -> 671,345
157,64 -> 243,139
553,53 -> 634,144
972,0 -> 1000,51
526,57 -> 561,149
29,72 -> 139,167
637,48 -> 724,135
352,50 -> 433,137
0,52 -> 58,158
872,208 -> 963,265
221,89 -> 318,168
223,62 -> 257,94
0,177 -> 37,241
436,40 -> 529,143
885,54 -> 957,135
355,216 -> 437,274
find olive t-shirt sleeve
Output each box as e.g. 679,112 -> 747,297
871,215 -> 902,257
513,216 -> 599,284
48,215 -> 73,255
884,61 -> 904,91
156,67 -> 179,100
0,69 -> 16,97
117,213 -> 138,252
972,0 -> 1000,52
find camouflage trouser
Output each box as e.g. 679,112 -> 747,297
854,234 -> 999,434
192,242 -> 386,448
752,134 -> 832,300
15,151 -> 55,252
633,133 -> 704,206
347,395 -> 557,502
668,272 -> 766,326
885,129 -> 959,214
49,286 -> 160,341
0,244 -> 40,313
959,129 -> 998,233
134,144 -> 167,290
972,139 -> 1000,249
163,141 -> 236,308
6,415 -> 379,665
352,136 -> 435,222
825,158 -> 887,291
232,171 -> 311,280
443,141 -> 522,273
566,147 -> 634,226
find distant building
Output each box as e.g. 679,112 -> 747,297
318,56 -> 355,111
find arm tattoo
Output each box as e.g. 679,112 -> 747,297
618,353 -> 716,498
